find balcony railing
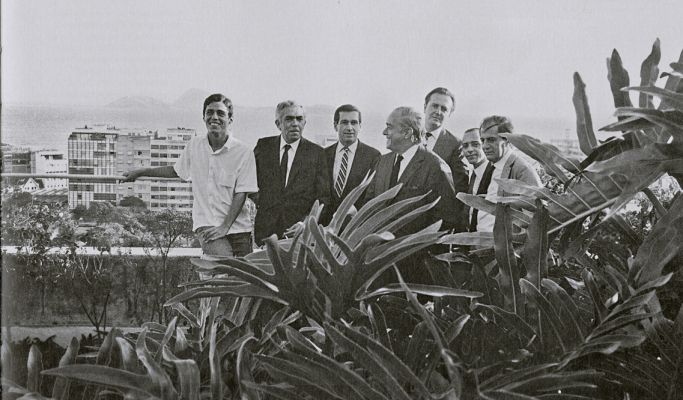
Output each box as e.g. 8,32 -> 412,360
1,172 -> 180,181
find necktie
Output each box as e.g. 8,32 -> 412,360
334,147 -> 349,198
389,154 -> 403,187
280,144 -> 291,188
467,171 -> 477,195
469,163 -> 495,232
424,132 -> 433,148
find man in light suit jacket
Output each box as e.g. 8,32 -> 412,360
422,87 -> 469,223
479,115 -> 542,205
324,104 -> 381,216
253,100 -> 331,245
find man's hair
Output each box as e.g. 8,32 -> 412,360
275,100 -> 304,121
424,87 -> 455,109
203,94 -> 233,118
463,127 -> 480,136
333,104 -> 362,125
480,115 -> 514,135
393,107 -> 424,141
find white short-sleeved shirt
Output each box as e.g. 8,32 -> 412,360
174,134 -> 258,233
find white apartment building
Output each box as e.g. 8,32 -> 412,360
31,150 -> 68,189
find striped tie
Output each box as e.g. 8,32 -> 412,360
334,147 -> 349,198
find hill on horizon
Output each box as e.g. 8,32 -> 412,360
106,96 -> 171,110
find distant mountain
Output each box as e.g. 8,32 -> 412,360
172,88 -> 211,110
106,96 -> 170,110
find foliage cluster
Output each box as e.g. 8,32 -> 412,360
2,254 -> 196,327
2,40 -> 682,399
2,198 -> 195,332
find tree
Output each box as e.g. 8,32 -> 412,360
1,200 -> 78,316
119,195 -> 147,209
138,209 -> 193,322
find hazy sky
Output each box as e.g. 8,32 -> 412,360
2,0 -> 682,126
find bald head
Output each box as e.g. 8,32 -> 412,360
383,107 -> 424,153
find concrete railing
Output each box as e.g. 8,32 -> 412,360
1,172 -> 180,181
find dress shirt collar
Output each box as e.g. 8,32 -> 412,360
398,143 -> 419,163
426,126 -> 444,138
280,137 -> 301,153
473,160 -> 489,177
204,133 -> 233,154
338,139 -> 358,154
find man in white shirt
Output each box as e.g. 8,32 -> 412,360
480,115 -> 542,224
123,93 -> 259,258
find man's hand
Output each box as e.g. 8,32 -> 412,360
201,225 -> 231,242
122,169 -> 145,182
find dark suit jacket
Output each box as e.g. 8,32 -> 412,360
364,145 -> 464,235
431,129 -> 469,224
324,140 -> 381,215
253,136 -> 331,244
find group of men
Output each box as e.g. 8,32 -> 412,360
123,88 -> 542,259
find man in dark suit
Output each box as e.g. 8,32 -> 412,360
364,106 -> 462,285
422,87 -> 469,224
324,104 -> 381,216
365,106 -> 463,236
462,128 -> 495,232
253,100 -> 331,245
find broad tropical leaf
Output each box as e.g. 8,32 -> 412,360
607,49 -> 633,109
639,38 -> 661,109
572,72 -> 598,155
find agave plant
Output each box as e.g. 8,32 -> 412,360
165,175 -> 482,323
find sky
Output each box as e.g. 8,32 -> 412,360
2,0 -> 682,128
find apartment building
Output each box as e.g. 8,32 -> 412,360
67,125 -> 195,210
68,125 -> 120,208
116,128 -> 195,212
31,150 -> 68,189
1,144 -> 32,174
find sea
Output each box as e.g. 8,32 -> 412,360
1,103 -> 575,154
